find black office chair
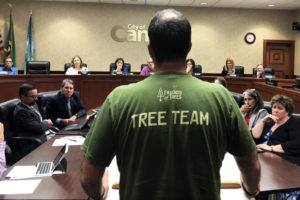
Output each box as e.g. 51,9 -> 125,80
141,64 -> 148,71
234,66 -> 244,77
37,90 -> 59,119
0,99 -> 43,166
263,101 -> 272,114
193,65 -> 202,76
253,68 -> 275,78
26,61 -> 50,74
109,63 -> 131,74
0,62 -> 4,67
231,92 -> 244,107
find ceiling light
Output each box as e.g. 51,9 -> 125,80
268,4 -> 275,7
201,2 -> 207,5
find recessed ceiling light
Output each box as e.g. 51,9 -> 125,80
268,4 -> 275,7
201,2 -> 207,5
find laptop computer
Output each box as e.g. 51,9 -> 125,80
35,144 -> 68,176
64,112 -> 96,131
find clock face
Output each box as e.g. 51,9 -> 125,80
245,33 -> 256,44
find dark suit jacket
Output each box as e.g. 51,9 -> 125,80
13,102 -> 49,142
46,91 -> 86,128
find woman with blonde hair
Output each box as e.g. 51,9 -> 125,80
221,58 -> 235,76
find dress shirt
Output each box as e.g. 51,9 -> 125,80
0,141 -> 6,178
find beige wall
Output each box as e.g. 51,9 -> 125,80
0,0 -> 298,75
295,9 -> 300,76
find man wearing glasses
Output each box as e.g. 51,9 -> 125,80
13,84 -> 53,151
0,57 -> 18,75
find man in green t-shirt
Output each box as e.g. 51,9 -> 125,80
80,9 -> 261,200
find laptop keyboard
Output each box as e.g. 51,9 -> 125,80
36,162 -> 52,175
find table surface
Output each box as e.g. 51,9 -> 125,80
2,116 -> 300,199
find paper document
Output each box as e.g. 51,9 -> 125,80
0,179 -> 41,194
52,136 -> 85,146
6,166 -> 40,179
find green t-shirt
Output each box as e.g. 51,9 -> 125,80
81,72 -> 255,200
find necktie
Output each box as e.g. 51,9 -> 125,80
67,99 -> 72,117
31,106 -> 43,122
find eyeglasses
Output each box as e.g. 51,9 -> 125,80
26,95 -> 38,99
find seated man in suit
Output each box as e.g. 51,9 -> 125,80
14,84 -> 53,143
0,57 -> 18,75
46,79 -> 86,129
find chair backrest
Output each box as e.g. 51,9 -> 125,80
235,66 -> 244,77
37,91 -> 59,119
26,61 -> 50,74
0,98 -> 21,139
231,92 -> 243,107
141,64 -> 147,71
110,63 -> 131,74
253,67 -> 274,77
264,101 -> 272,114
193,65 -> 202,75
0,62 -> 4,67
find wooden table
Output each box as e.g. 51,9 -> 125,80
0,75 -> 298,111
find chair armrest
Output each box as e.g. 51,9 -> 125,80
6,137 -> 43,145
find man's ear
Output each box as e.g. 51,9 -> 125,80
188,42 -> 192,53
147,43 -> 155,59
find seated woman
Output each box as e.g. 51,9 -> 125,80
240,89 -> 268,131
221,58 -> 235,76
111,58 -> 128,75
185,59 -> 195,75
214,76 -> 227,88
252,95 -> 300,199
65,56 -> 88,75
0,122 -> 6,178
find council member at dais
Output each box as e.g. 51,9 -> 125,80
81,9 -> 260,200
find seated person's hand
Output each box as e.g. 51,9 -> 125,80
70,115 -> 77,121
256,144 -> 271,151
61,119 -> 70,126
47,119 -> 53,126
262,114 -> 278,123
0,123 -> 4,141
240,104 -> 250,113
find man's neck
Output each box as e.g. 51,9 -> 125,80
154,60 -> 186,73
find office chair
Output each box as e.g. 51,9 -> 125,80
26,61 -> 50,74
0,62 -> 4,67
230,92 -> 244,107
0,98 -> 43,166
263,101 -> 272,114
141,64 -> 148,71
193,65 -> 202,76
110,63 -> 131,75
253,68 -> 275,78
37,90 -> 59,119
234,66 -> 244,77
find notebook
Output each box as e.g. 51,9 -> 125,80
35,144 -> 68,176
64,112 -> 96,131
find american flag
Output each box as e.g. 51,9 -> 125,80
0,30 -> 3,53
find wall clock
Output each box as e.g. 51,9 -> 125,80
244,32 -> 256,44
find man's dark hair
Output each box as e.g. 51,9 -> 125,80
148,9 -> 191,64
19,84 -> 36,97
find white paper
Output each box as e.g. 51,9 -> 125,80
221,153 -> 240,182
6,166 -> 38,179
52,136 -> 85,146
0,179 -> 41,194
